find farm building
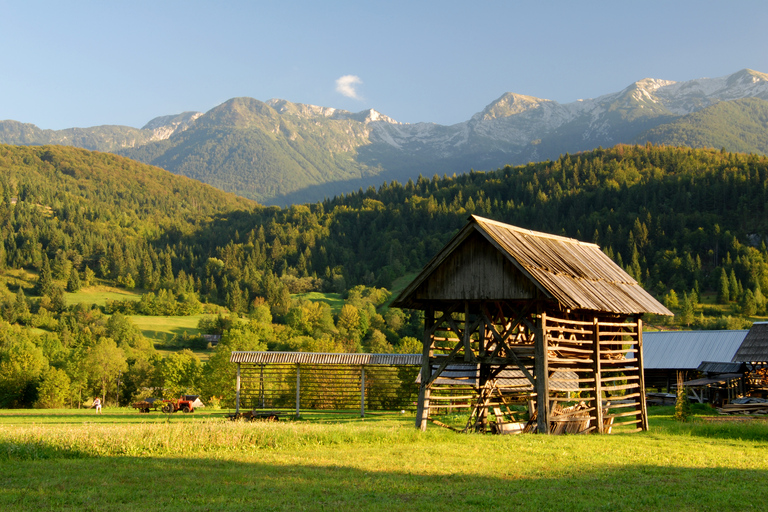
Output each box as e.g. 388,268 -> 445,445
636,330 -> 748,391
392,215 -> 672,434
732,322 -> 768,364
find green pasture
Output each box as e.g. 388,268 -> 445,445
66,284 -> 142,307
293,291 -> 345,313
129,314 -> 211,360
1,406 -> 767,511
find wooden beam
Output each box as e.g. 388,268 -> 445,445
463,301 -> 472,362
535,312 -> 549,434
636,317 -> 649,431
482,307 -> 535,386
360,366 -> 366,418
416,307 -> 435,431
295,364 -> 301,419
592,317 -> 604,433
236,362 -> 241,414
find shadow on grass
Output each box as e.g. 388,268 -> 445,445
0,453 -> 765,511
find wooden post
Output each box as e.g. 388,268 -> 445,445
295,364 -> 301,419
463,301 -> 472,362
534,312 -> 549,434
235,362 -> 241,414
416,307 -> 434,431
360,366 -> 366,418
260,363 -> 265,409
592,317 -> 604,433
636,318 -> 649,431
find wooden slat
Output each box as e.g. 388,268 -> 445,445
605,410 -> 642,420
601,383 -> 640,392
600,375 -> 639,383
612,418 -> 642,426
605,402 -> 640,410
601,358 -> 638,364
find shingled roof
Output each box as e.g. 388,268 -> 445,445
392,215 -> 672,316
732,322 -> 768,363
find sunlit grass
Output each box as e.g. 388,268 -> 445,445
1,407 -> 767,510
66,283 -> 142,307
292,292 -> 344,314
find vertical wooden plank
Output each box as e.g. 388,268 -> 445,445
236,362 -> 241,414
534,312 -> 549,434
478,305 -> 487,358
636,318 -> 649,431
296,364 -> 301,419
416,306 -> 434,431
260,363 -> 265,409
463,301 -> 471,362
360,366 -> 366,418
592,318 -> 604,433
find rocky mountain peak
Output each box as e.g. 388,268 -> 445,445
142,111 -> 203,141
477,92 -> 553,121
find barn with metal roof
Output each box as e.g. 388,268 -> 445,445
392,215 -> 672,434
628,330 -> 748,391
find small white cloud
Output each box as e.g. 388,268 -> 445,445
335,75 -> 363,100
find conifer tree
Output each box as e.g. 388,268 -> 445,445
35,253 -> 53,296
717,268 -> 730,304
729,269 -> 740,302
67,267 -> 82,292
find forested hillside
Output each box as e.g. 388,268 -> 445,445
636,98 -> 768,155
2,143 -> 767,409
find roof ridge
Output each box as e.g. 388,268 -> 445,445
471,215 -> 599,247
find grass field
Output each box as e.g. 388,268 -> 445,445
1,406 -> 767,511
292,291 -> 345,314
66,283 -> 143,307
129,314 -> 211,361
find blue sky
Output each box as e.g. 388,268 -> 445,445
2,1 -> 767,130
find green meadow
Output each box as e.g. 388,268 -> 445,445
1,406 -> 767,511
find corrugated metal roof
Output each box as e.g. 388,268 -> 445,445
229,351 -> 421,365
393,215 -> 672,316
732,322 -> 768,362
634,330 -> 748,369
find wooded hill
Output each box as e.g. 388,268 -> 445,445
1,142 -> 767,408
2,142 -> 766,328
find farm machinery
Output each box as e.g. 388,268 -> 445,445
161,395 -> 201,413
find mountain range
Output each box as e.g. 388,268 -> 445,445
2,68 -> 768,205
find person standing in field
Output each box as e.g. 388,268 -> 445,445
93,397 -> 102,414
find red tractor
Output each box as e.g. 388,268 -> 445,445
161,395 -> 198,413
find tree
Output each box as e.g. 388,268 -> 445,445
35,253 -> 53,296
66,267 -> 82,292
664,289 -> 679,311
680,292 -> 695,327
158,349 -> 202,398
0,326 -> 49,407
396,336 -> 422,354
740,289 -> 757,317
83,266 -> 96,287
674,371 -> 691,422
35,367 -> 71,408
717,268 -> 730,304
88,337 -> 128,404
200,322 -> 267,406
729,269 -> 739,302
